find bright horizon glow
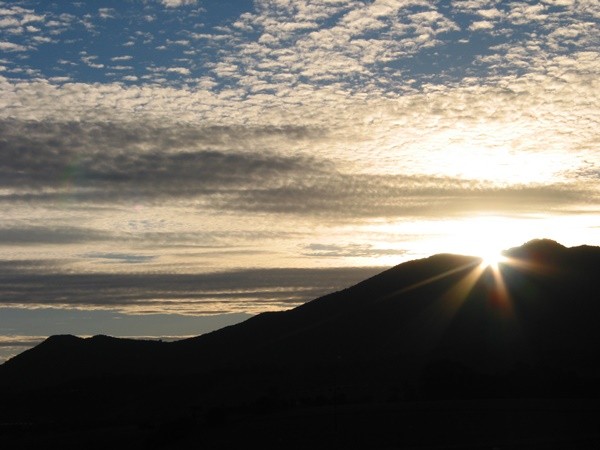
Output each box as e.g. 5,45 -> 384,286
479,252 -> 509,270
358,213 -> 600,269
359,215 -> 537,266
436,216 -> 534,260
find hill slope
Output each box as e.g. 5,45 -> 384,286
3,239 -> 600,391
3,239 -> 600,448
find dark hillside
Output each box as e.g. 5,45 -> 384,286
2,239 -> 600,448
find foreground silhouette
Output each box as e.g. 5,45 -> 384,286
1,239 -> 600,448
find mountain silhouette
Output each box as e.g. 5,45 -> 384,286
2,239 -> 600,449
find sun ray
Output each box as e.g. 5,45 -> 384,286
379,259 -> 482,301
486,262 -> 514,317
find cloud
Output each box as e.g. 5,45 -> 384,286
0,46 -> 598,217
217,175 -> 594,218
0,115 -> 594,220
0,41 -> 28,52
0,336 -> 45,348
83,252 -> 156,264
81,54 -> 104,68
469,20 -> 494,31
0,17 -> 20,28
0,0 -> 596,92
302,243 -> 407,258
0,226 -> 111,245
0,1 -> 598,297
111,55 -> 132,61
98,8 -> 116,19
220,0 -> 461,89
0,265 -> 384,314
160,0 -> 197,7
0,119 -> 327,197
476,8 -> 503,19
166,67 -> 191,75
0,336 -> 46,363
508,3 -> 548,25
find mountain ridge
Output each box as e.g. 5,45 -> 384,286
3,239 -> 600,388
3,239 -> 600,448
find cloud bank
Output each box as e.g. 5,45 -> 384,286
0,0 -> 598,319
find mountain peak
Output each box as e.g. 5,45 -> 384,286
504,238 -> 566,258
44,334 -> 81,343
39,334 -> 82,347
520,238 -> 566,250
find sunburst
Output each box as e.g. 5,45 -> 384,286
479,251 -> 509,270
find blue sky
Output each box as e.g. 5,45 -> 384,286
5,1 -> 592,87
1,0 -> 599,361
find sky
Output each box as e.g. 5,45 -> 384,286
1,0 -> 599,361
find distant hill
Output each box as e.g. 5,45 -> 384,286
2,239 -> 600,448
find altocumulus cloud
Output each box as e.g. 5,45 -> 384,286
160,0 -> 198,8
0,0 -> 598,328
0,119 -> 329,195
0,117 -> 596,219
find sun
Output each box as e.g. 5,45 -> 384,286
428,216 -> 524,268
479,250 -> 508,269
